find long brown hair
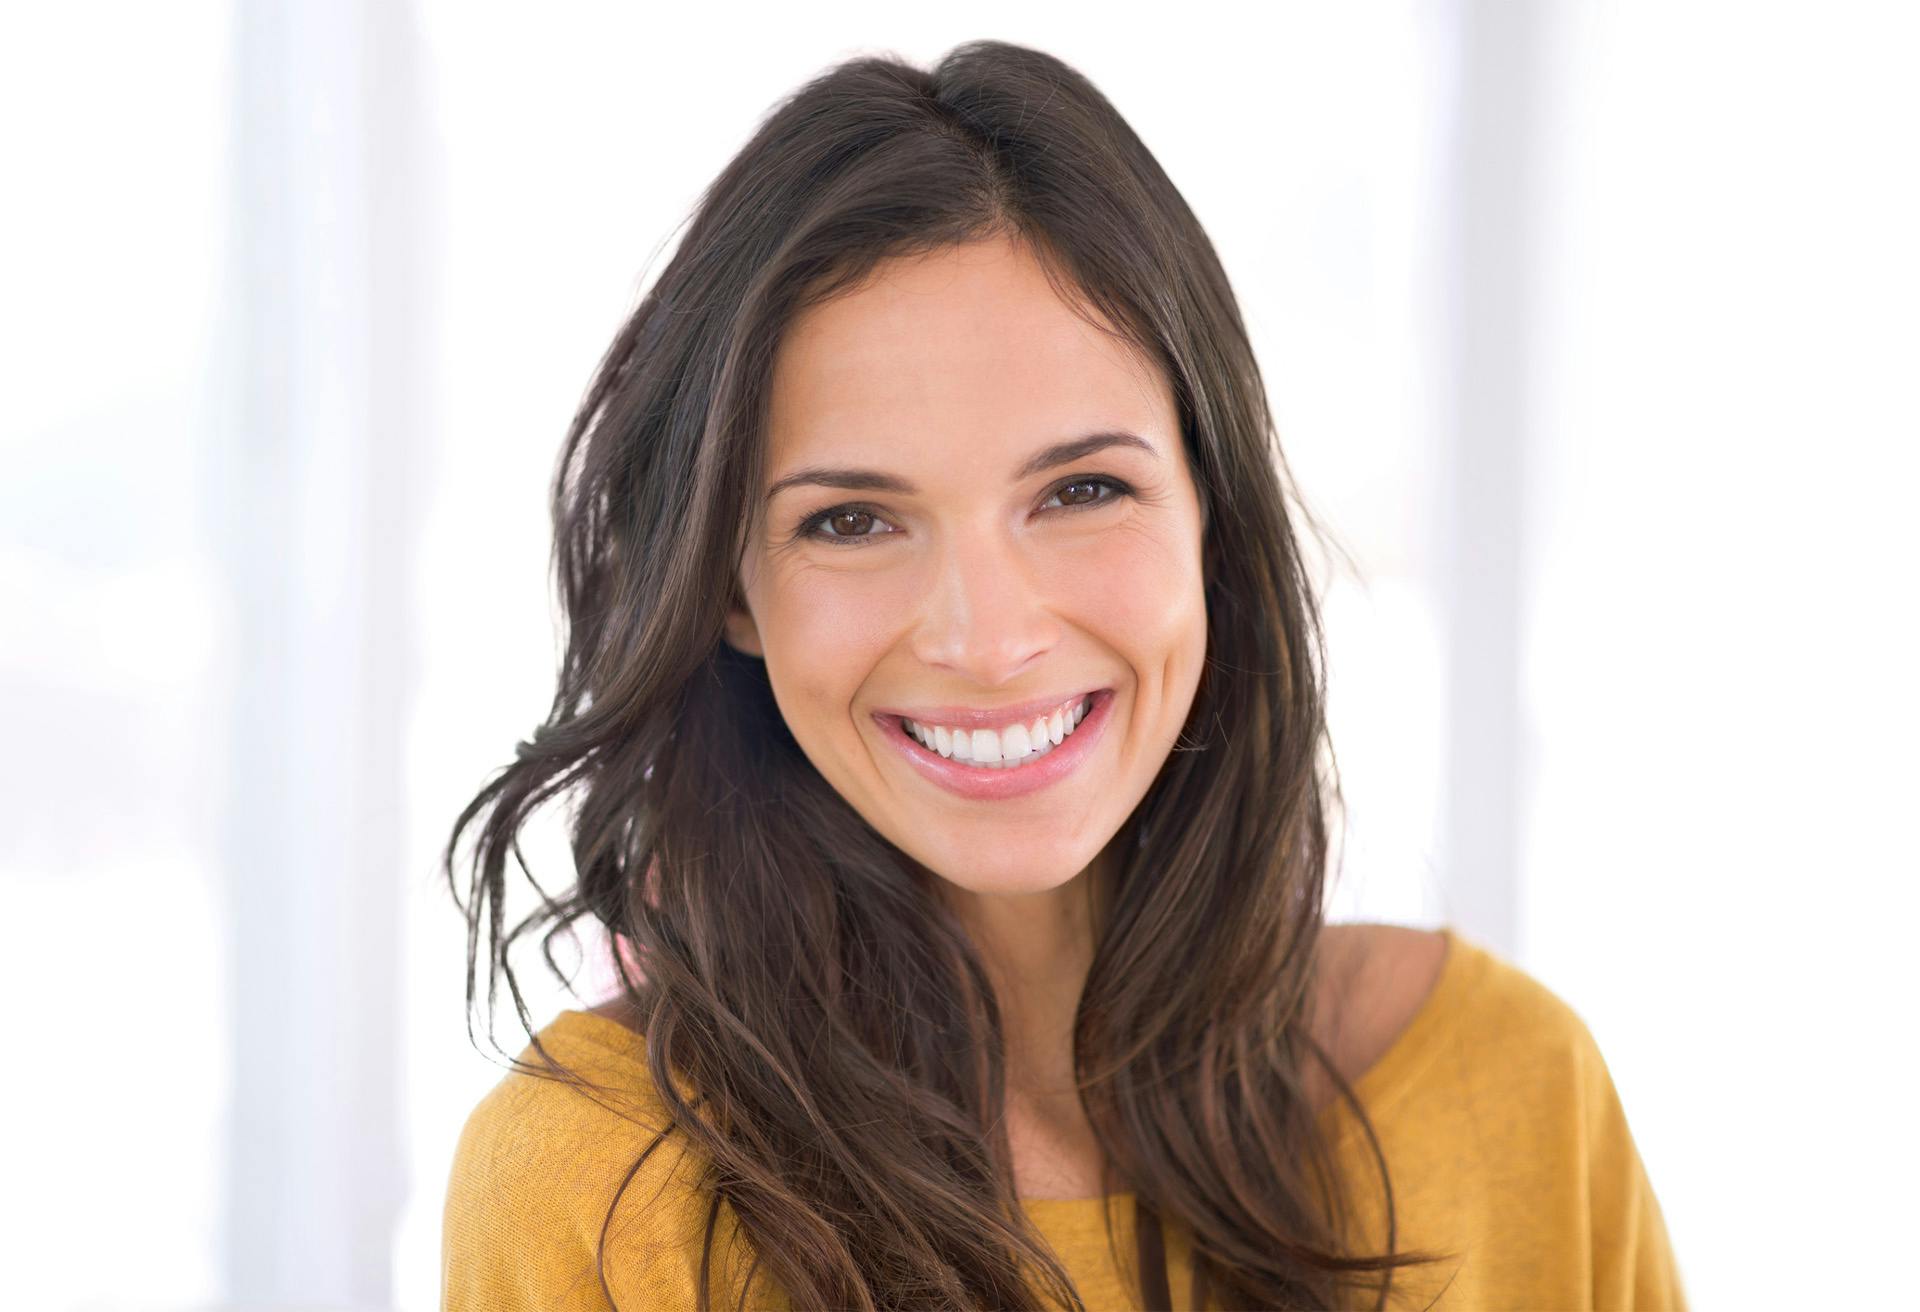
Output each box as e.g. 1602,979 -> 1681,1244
446,39 -> 1452,1310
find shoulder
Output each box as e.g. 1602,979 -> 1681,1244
1309,923 -> 1617,1108
446,1011 -> 693,1192
1313,932 -> 1688,1307
1306,921 -> 1451,1112
1415,929 -> 1613,1081
442,1012 -> 735,1310
1316,922 -> 1641,1139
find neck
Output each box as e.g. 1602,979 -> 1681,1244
937,843 -> 1116,1100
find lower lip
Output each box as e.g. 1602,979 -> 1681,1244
874,690 -> 1115,801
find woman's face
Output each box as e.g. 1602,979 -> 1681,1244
725,234 -> 1209,900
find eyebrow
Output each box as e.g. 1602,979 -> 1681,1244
764,430 -> 1161,503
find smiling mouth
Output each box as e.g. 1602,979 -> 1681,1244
897,692 -> 1096,769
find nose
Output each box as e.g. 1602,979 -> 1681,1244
908,528 -> 1062,688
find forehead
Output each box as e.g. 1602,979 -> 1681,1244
765,237 -> 1172,469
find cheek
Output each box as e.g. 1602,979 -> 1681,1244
759,568 -> 900,723
1063,528 -> 1210,759
1064,527 -> 1207,664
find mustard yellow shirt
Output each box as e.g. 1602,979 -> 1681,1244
442,927 -> 1686,1309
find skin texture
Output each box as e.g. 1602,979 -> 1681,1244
715,231 -> 1448,1199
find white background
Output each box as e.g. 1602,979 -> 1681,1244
3,2 -> 1914,1307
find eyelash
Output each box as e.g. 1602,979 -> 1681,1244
794,475 -> 1135,547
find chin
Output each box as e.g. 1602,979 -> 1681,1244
923,855 -> 1091,899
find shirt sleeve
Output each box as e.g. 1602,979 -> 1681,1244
1577,1024 -> 1688,1310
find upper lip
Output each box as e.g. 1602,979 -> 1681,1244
873,688 -> 1103,732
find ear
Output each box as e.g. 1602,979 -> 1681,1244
721,592 -> 764,658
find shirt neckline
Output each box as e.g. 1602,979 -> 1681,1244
551,924 -> 1482,1214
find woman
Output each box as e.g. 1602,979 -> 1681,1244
441,40 -> 1684,1311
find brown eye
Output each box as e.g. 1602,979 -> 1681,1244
828,510 -> 876,537
796,504 -> 893,544
1045,476 -> 1131,512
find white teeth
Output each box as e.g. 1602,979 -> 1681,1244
902,694 -> 1094,769
970,728 -> 1001,763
